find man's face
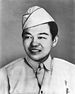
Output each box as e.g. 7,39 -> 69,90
23,23 -> 53,61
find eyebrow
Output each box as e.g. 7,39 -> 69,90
38,33 -> 49,36
23,31 -> 31,35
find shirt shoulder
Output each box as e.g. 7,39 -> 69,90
53,58 -> 75,70
52,58 -> 75,78
0,58 -> 26,76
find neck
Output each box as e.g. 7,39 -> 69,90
24,53 -> 51,72
24,53 -> 39,71
35,53 -> 50,63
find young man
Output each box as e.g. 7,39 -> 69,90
0,6 -> 75,94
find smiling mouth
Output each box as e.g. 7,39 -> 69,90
29,48 -> 41,54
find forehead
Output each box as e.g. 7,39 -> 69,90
26,23 -> 50,34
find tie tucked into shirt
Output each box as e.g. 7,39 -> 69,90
35,63 -> 45,88
35,62 -> 53,90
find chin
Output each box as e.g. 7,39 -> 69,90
29,55 -> 42,61
26,51 -> 50,62
29,54 -> 49,62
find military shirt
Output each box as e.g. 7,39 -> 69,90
0,57 -> 75,94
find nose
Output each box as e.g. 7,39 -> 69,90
31,37 -> 39,47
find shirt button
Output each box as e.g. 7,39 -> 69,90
41,91 -> 43,94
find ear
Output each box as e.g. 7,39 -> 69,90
52,36 -> 58,47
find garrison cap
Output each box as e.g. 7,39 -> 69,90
22,6 -> 55,29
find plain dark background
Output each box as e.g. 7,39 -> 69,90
0,0 -> 75,67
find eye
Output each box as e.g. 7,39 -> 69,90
24,35 -> 32,39
38,36 -> 47,39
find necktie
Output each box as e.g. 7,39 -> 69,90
36,63 -> 45,88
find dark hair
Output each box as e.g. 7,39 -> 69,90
48,21 -> 58,41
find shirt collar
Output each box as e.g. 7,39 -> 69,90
43,55 -> 52,71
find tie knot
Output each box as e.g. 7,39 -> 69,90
36,63 -> 44,75
38,63 -> 44,71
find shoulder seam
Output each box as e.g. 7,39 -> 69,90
0,58 -> 24,70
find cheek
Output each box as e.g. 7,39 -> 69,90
44,43 -> 52,49
23,39 -> 31,48
43,40 -> 52,54
41,38 -> 52,48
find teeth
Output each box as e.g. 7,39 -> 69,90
31,49 -> 39,52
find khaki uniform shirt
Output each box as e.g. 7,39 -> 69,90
0,57 -> 75,94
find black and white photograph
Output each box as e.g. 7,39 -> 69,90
0,0 -> 75,94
